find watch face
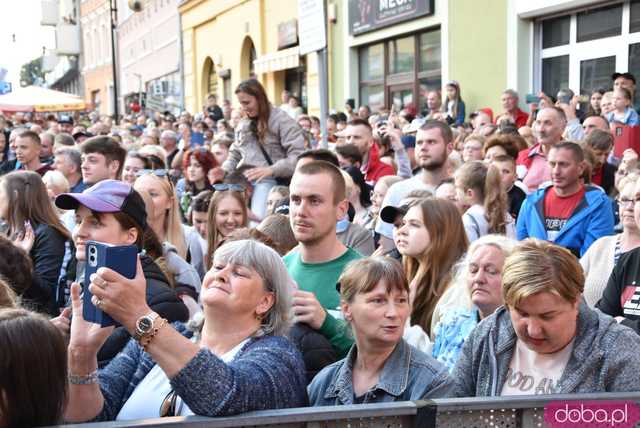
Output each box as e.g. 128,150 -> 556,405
138,317 -> 154,332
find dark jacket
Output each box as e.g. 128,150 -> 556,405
450,302 -> 640,397
288,323 -> 337,384
97,254 -> 189,366
23,223 -> 68,315
0,159 -> 17,176
95,324 -> 308,419
597,246 -> 640,334
601,162 -> 616,196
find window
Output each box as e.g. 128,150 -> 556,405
580,56 -> 616,93
542,15 -> 570,49
359,28 -> 441,113
538,1 -> 640,98
542,56 -> 569,97
577,4 -> 622,42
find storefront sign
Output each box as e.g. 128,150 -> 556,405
278,19 -> 299,49
349,0 -> 434,35
298,0 -> 326,55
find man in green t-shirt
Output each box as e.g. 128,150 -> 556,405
285,160 -> 362,358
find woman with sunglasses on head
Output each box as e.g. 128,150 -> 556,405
224,79 -> 306,220
205,185 -> 249,269
63,239 -> 307,422
54,180 -> 189,365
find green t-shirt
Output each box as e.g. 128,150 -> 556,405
284,247 -> 362,358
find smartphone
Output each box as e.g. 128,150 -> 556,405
190,132 -> 204,147
525,94 -> 540,104
84,241 -> 138,327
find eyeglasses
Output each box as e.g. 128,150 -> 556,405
136,169 -> 170,178
159,389 -> 181,417
213,183 -> 245,192
618,197 -> 640,206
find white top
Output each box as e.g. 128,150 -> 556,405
116,338 -> 249,420
462,204 -> 516,243
501,338 -> 574,396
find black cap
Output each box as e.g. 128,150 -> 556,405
72,131 -> 94,140
612,72 -> 636,84
380,204 -> 409,224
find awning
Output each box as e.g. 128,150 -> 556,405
0,85 -> 85,112
253,46 -> 300,74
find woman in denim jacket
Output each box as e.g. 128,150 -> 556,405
308,257 -> 452,405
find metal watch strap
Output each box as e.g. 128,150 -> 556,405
133,312 -> 159,341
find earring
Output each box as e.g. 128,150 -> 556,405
255,312 -> 263,321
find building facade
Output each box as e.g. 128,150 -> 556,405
117,0 -> 182,115
80,0 -> 115,116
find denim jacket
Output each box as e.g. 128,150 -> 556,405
308,339 -> 452,405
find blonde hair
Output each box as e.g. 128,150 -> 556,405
135,173 -> 186,258
42,170 -> 70,195
502,239 -> 584,308
455,161 -> 508,234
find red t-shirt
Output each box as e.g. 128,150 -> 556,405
543,186 -> 585,241
592,165 -> 603,186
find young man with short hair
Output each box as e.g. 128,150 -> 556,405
583,129 -> 616,194
79,136 -> 126,186
516,142 -> 614,256
343,118 -> 394,185
286,161 -> 362,357
15,130 -> 53,176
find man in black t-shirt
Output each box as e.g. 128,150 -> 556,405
205,93 -> 223,122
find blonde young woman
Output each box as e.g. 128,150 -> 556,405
454,160 -> 515,243
205,186 -> 249,269
133,170 -> 187,259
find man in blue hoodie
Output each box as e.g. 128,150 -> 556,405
516,141 -> 613,257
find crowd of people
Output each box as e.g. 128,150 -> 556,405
3,72 -> 640,426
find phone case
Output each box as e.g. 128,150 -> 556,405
84,241 -> 138,327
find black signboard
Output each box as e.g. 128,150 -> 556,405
349,0 -> 434,36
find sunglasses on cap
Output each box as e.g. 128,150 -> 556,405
213,183 -> 245,192
136,169 -> 170,178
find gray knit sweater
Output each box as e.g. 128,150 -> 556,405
450,302 -> 640,397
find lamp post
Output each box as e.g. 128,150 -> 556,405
109,0 -> 119,124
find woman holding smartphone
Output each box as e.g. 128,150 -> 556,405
54,179 -> 188,366
0,171 -> 71,315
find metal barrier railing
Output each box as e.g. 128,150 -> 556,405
54,392 -> 640,428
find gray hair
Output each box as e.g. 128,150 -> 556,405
160,130 -> 178,141
54,133 -> 75,147
502,89 -> 519,99
55,147 -> 82,172
451,234 -> 518,300
213,239 -> 293,336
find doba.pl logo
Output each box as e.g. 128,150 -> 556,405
544,401 -> 640,428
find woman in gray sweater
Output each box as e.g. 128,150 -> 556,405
451,239 -> 640,397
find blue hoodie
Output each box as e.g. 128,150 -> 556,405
516,184 -> 614,256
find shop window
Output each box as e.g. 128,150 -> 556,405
577,4 -> 622,43
542,55 -> 569,97
629,43 -> 640,78
632,0 -> 640,33
419,30 -> 441,73
361,84 -> 384,112
360,43 -> 384,81
580,56 -> 616,94
542,15 -> 570,49
388,36 -> 414,74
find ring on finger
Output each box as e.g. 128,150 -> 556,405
95,298 -> 103,308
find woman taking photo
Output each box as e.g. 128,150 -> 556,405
393,198 -> 468,337
64,239 -> 307,421
0,171 -> 71,315
455,160 -> 515,242
308,257 -> 452,404
54,180 -> 189,365
205,185 -> 249,269
432,234 -> 517,371
223,79 -> 306,219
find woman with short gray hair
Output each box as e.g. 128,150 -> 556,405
64,239 -> 307,421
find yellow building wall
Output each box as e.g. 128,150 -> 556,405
179,0 -> 319,114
